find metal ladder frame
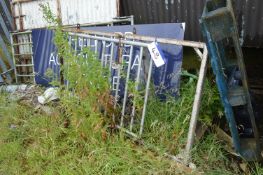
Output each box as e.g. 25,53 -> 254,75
10,30 -> 35,84
200,0 -> 260,161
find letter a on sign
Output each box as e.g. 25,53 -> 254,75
147,42 -> 165,67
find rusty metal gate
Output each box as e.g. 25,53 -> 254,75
66,29 -> 208,164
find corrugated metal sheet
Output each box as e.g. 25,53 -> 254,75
13,0 -> 57,30
60,0 -> 118,25
12,0 -> 119,30
120,0 -> 263,48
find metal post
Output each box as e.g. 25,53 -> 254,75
139,59 -> 153,136
29,33 -> 36,84
109,42 -> 115,75
101,41 -> 106,66
10,33 -> 18,83
184,46 -> 208,164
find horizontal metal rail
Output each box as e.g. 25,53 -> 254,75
65,29 -> 205,49
68,32 -> 149,47
10,30 -> 32,35
64,16 -> 134,29
0,68 -> 14,75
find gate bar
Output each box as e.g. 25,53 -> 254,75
66,29 -> 205,49
184,46 -> 208,164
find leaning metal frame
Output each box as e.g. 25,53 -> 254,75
65,28 -> 208,165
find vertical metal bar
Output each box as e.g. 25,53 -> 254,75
139,58 -> 153,136
184,46 -> 208,164
113,65 -> 121,122
0,14 -> 11,42
94,34 -> 98,54
109,42 -> 114,68
66,35 -> 72,90
10,33 -> 18,83
87,38 -> 91,47
108,42 -> 114,85
101,41 -> 106,66
80,37 -> 84,51
29,32 -> 35,84
130,15 -> 134,25
0,74 -> 3,82
130,47 -> 144,131
68,35 -> 72,49
104,42 -> 111,67
120,45 -> 134,127
0,57 -> 11,81
0,34 -> 13,68
74,36 -> 78,55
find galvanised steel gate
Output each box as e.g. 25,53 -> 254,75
65,28 -> 208,165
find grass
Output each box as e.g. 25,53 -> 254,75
0,91 -> 193,174
0,78 -> 252,175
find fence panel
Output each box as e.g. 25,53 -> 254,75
66,28 -> 208,164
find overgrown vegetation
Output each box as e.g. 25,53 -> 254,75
0,3 -> 262,175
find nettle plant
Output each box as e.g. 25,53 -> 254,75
40,4 -> 112,136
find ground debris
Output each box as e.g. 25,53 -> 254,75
0,85 -> 42,105
38,87 -> 59,104
0,85 -> 59,116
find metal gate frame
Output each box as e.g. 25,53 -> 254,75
65,28 -> 208,165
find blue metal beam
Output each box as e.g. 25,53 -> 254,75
0,75 -> 3,83
0,35 -> 13,68
0,14 -> 11,43
0,0 -> 14,30
0,56 -> 11,81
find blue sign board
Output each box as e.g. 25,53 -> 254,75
32,23 -> 185,97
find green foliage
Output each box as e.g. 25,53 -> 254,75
250,163 -> 263,175
141,78 -> 223,156
192,134 -> 240,174
0,93 -> 188,174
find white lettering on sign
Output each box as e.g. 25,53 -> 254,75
147,42 -> 165,67
49,52 -> 60,66
131,54 -> 139,70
